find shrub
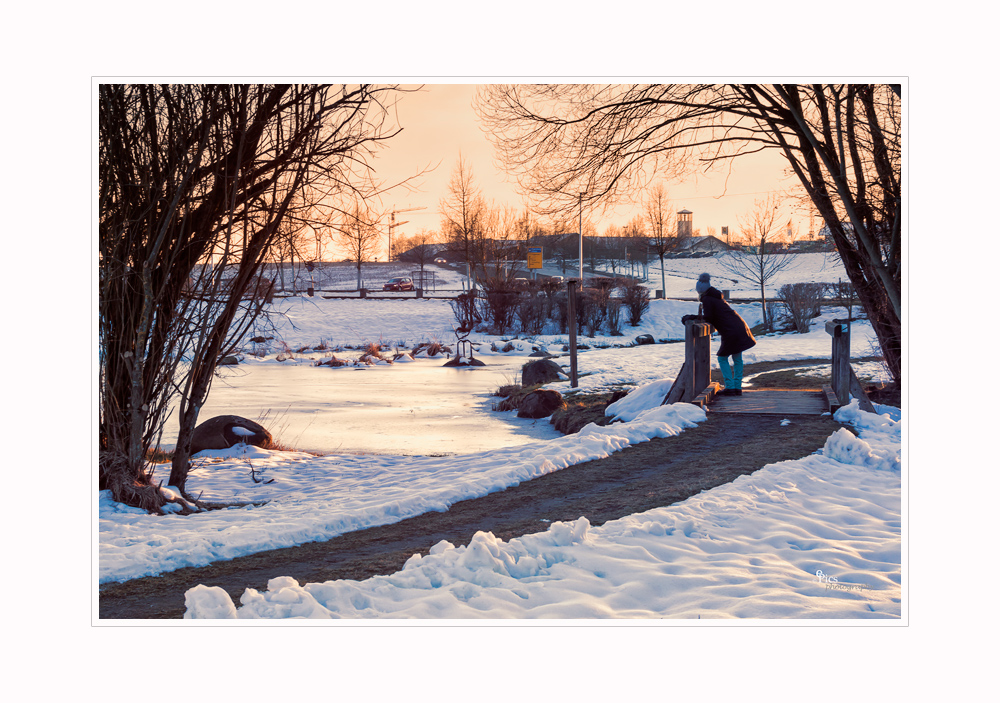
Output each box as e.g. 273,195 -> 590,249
449,290 -> 482,332
777,282 -> 826,333
606,299 -> 624,336
516,290 -> 548,335
584,288 -> 610,336
551,291 -> 570,333
478,276 -> 520,335
575,289 -> 595,334
620,279 -> 651,326
826,279 -> 858,321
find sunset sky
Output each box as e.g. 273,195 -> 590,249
365,83 -> 815,259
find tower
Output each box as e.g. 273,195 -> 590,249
677,208 -> 693,238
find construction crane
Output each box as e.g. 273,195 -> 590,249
387,206 -> 427,261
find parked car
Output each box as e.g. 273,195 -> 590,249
383,276 -> 414,291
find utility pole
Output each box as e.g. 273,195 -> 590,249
578,192 -> 584,282
567,279 -> 579,388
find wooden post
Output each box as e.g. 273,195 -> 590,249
664,360 -> 690,405
826,319 -> 850,406
567,279 -> 579,388
849,367 -> 877,413
692,322 -> 711,396
667,319 -> 711,403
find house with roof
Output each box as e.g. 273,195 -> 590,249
663,234 -> 732,257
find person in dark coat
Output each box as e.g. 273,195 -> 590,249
695,273 -> 756,396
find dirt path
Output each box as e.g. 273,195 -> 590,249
98,413 -> 844,619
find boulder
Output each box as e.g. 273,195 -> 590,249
635,334 -> 655,345
190,415 -> 273,454
442,355 -> 486,367
517,389 -> 564,419
521,358 -> 563,386
218,355 -> 240,365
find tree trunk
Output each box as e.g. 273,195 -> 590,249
760,280 -> 769,332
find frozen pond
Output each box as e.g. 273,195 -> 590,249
160,355 -> 565,456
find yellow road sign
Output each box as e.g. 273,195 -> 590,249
527,247 -> 543,269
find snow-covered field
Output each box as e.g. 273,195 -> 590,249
158,253 -> 884,456
98,252 -> 904,621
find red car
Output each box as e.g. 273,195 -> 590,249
383,276 -> 415,291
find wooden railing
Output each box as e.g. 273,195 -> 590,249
825,319 -> 875,412
665,319 -> 719,407
661,317 -> 877,414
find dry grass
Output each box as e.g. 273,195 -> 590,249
549,389 -> 629,434
145,447 -> 173,464
492,383 -> 540,412
362,341 -> 384,357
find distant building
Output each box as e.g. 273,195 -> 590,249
787,238 -> 832,253
677,235 -> 731,255
677,208 -> 693,238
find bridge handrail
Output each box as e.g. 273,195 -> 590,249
825,319 -> 875,412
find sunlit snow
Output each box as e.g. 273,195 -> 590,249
97,254 -> 902,619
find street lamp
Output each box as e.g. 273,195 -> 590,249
578,191 -> 584,282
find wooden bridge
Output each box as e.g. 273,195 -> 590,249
665,319 -> 875,416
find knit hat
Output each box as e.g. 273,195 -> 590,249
696,273 -> 711,295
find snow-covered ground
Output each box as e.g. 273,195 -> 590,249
157,253 -> 884,456
181,400 -> 900,620
98,252 -> 903,620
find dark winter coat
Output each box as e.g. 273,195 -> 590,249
699,287 -> 756,357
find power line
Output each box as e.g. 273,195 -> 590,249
675,188 -> 793,201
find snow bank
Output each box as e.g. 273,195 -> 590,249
605,378 -> 674,421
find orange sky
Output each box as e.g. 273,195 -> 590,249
366,83 -> 815,259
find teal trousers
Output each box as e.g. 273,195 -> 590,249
718,352 -> 744,390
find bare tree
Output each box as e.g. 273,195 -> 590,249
622,215 -> 647,280
477,204 -> 522,279
267,194 -> 324,292
601,223 -> 623,276
396,228 -> 438,288
719,196 -> 798,331
643,182 -> 682,296
439,154 -> 485,288
99,84 -> 404,511
547,217 -> 576,274
476,83 -> 902,384
337,199 -> 383,289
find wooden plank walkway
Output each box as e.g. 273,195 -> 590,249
708,388 -> 830,416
